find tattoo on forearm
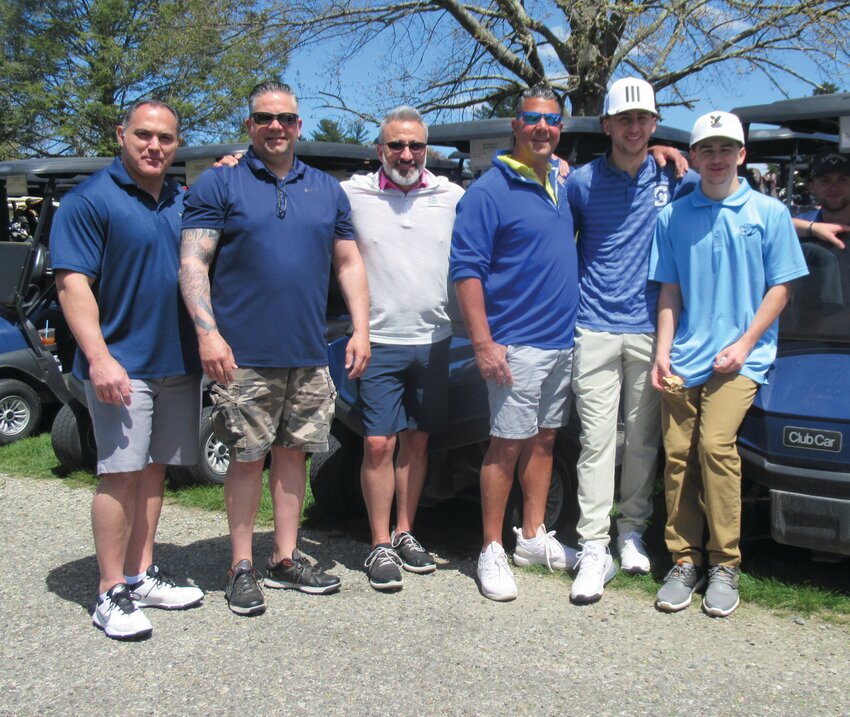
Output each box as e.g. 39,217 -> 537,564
179,228 -> 222,335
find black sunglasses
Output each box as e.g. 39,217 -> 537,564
516,111 -> 563,127
251,112 -> 299,126
383,140 -> 427,153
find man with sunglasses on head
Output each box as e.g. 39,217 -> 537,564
565,78 -> 698,604
340,107 -> 464,591
51,100 -> 205,640
451,84 -> 580,601
179,80 -> 370,617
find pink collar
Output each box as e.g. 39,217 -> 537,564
379,168 -> 428,193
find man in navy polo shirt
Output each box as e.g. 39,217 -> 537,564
52,100 -> 204,640
180,80 -> 370,616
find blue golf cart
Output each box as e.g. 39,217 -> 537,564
732,94 -> 850,558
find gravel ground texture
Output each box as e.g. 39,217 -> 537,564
1,473 -> 848,717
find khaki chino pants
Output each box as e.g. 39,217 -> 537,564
660,372 -> 758,567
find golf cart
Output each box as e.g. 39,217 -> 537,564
732,94 -> 850,558
308,117 -> 692,543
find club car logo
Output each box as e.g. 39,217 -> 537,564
783,426 -> 842,453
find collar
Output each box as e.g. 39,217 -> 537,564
495,151 -> 559,204
378,168 -> 429,192
244,146 -> 305,183
603,151 -> 656,181
690,178 -> 751,207
108,156 -> 179,203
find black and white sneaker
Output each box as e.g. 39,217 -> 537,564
92,583 -> 152,640
129,564 -> 204,609
364,544 -> 404,591
264,550 -> 341,595
391,531 -> 436,574
225,560 -> 266,616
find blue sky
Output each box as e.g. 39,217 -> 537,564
286,35 -> 848,140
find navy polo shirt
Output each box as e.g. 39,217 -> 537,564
181,148 -> 354,367
50,158 -> 200,380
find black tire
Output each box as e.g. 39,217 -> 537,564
51,399 -> 96,471
502,431 -> 580,548
309,421 -> 364,516
0,379 -> 41,445
169,406 -> 229,486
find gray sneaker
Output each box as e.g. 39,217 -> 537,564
656,560 -> 705,612
702,565 -> 740,617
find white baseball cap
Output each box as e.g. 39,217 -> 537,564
690,111 -> 745,147
603,78 -> 658,117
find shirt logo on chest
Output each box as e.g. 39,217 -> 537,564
654,184 -> 670,207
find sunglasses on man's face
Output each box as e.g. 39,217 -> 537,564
251,112 -> 299,126
516,112 -> 563,127
383,140 -> 427,153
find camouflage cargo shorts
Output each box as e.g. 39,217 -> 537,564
209,366 -> 336,462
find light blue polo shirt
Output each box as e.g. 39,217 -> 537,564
567,154 -> 698,332
649,180 -> 808,386
51,158 -> 201,380
182,148 -> 354,368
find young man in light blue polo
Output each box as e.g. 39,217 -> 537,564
648,111 -> 808,617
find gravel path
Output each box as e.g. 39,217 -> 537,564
1,473 -> 848,717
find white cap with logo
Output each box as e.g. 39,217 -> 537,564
603,78 -> 659,117
690,111 -> 745,147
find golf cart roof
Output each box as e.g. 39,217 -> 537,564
428,116 -> 690,167
731,93 -> 850,135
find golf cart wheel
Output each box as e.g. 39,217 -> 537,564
51,399 -> 96,471
170,406 -> 229,486
309,421 -> 364,516
0,379 -> 41,445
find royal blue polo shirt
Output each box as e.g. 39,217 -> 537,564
567,154 -> 698,333
50,157 -> 200,380
181,148 -> 354,367
450,152 -> 578,349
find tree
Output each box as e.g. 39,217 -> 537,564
310,117 -> 370,144
813,82 -> 842,95
280,1 -> 850,118
0,0 -> 292,158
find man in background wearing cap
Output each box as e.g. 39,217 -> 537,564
565,78 -> 698,604
793,151 -> 850,249
648,111 -> 808,617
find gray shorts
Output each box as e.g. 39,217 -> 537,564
487,345 -> 573,440
85,374 -> 202,475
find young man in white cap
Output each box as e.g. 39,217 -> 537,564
566,77 -> 697,604
648,111 -> 808,617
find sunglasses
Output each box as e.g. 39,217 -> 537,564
516,112 -> 563,127
251,112 -> 299,126
383,140 -> 427,153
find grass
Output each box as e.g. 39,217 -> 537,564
2,432 -> 849,622
1,432 -> 312,526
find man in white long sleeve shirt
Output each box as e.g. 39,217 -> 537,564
341,106 -> 464,591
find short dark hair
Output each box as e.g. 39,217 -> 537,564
514,84 -> 564,116
248,80 -> 298,114
121,100 -> 181,133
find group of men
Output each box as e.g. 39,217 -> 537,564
49,76 -> 824,640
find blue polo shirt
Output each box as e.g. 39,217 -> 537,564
567,154 -> 697,332
50,158 -> 200,380
450,152 -> 578,349
649,181 -> 808,386
181,148 -> 354,367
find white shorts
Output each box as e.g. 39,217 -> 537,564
85,375 -> 202,475
487,345 -> 573,440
